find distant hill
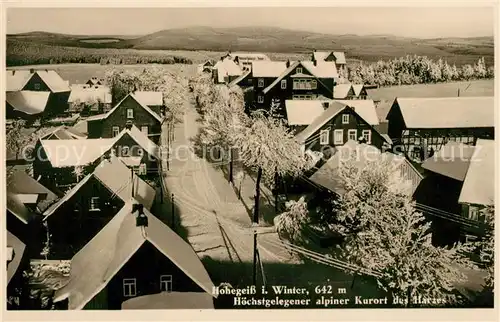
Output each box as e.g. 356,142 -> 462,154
7,26 -> 494,65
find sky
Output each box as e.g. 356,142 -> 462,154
6,6 -> 494,38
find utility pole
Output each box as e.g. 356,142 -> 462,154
171,193 -> 175,230
166,122 -> 170,171
131,167 -> 134,198
252,226 -> 258,286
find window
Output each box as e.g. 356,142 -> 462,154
258,95 -> 264,104
122,146 -> 130,157
127,108 -> 134,119
34,83 -> 41,90
90,197 -> 100,211
348,129 -> 357,141
296,67 -> 303,74
292,79 -> 317,90
311,80 -> 317,89
160,275 -> 172,292
468,206 -> 479,221
334,129 -> 344,145
123,278 -> 137,297
139,163 -> 147,175
281,79 -> 287,89
258,78 -> 264,87
342,114 -> 349,124
362,130 -> 372,144
112,126 -> 120,137
319,130 -> 329,145
141,126 -> 148,135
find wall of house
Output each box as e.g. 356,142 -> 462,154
22,73 -> 51,92
93,96 -> 162,139
254,66 -> 334,114
304,108 -> 386,152
45,176 -> 125,259
93,241 -> 205,309
112,134 -> 159,173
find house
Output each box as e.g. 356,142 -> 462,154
86,77 -> 105,86
333,84 -> 355,100
6,171 -> 59,250
131,91 -> 165,117
312,50 -> 348,77
292,100 -> 388,155
86,92 -> 163,144
414,142 -> 476,245
254,60 -> 339,116
386,97 -> 494,161
224,51 -> 271,71
352,84 -> 368,99
121,291 -> 214,309
6,91 -> 52,120
68,84 -> 112,115
228,70 -> 252,89
197,60 -> 214,74
33,137 -> 116,190
7,230 -> 29,309
212,57 -> 243,84
458,139 -> 494,239
6,69 -> 71,119
41,156 -> 156,259
53,201 -> 216,310
309,141 -> 422,196
39,126 -> 87,140
34,124 -> 160,190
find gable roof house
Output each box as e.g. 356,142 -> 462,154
197,60 -> 214,74
53,201 -> 216,310
6,229 -> 29,309
309,141 -> 422,197
68,84 -> 112,115
6,171 -> 59,251
33,124 -> 161,190
86,92 -> 164,144
386,97 -> 494,161
414,140 -> 494,244
41,156 -> 156,259
312,50 -> 348,78
333,84 -> 355,100
352,84 -> 368,99
254,60 -> 339,117
40,125 -> 87,140
6,69 -> 71,119
131,91 -> 165,117
212,57 -> 243,84
292,100 -> 389,159
86,77 -> 105,86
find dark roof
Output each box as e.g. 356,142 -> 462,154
421,141 -> 476,181
7,230 -> 27,285
54,201 -> 216,310
7,171 -> 59,212
121,292 -> 214,309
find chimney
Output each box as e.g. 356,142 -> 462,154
313,49 -> 317,52
313,59 -> 317,66
132,203 -> 148,227
322,102 -> 329,109
286,60 -> 290,68
30,68 -> 34,74
12,70 -> 15,75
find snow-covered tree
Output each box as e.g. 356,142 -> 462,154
330,151 -> 475,306
275,196 -> 310,244
235,112 -> 307,223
